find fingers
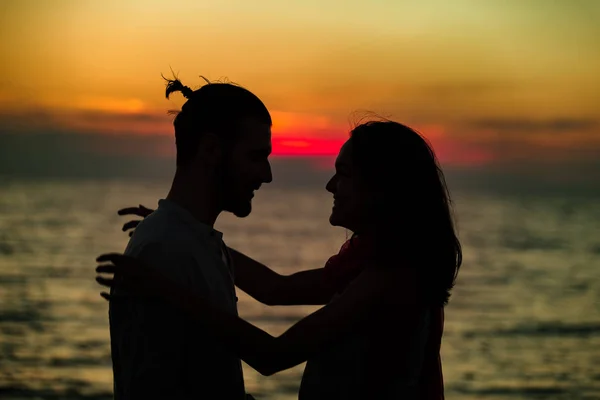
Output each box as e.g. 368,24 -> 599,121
96,253 -> 141,268
117,205 -> 153,217
96,276 -> 114,287
96,253 -> 126,263
117,207 -> 145,216
96,253 -> 146,276
96,264 -> 116,274
101,292 -> 111,301
122,220 -> 141,232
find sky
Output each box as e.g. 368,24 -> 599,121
0,0 -> 599,179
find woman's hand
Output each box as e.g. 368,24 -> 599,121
95,253 -> 165,301
118,205 -> 154,237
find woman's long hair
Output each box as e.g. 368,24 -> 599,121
350,120 -> 462,306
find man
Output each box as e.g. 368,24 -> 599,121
106,85 -> 447,398
109,76 -> 273,400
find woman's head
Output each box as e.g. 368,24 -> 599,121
326,120 -> 462,305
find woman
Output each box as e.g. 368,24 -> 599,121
96,120 -> 461,399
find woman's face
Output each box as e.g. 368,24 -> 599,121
326,140 -> 366,232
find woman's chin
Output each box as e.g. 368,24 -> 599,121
329,211 -> 345,228
328,213 -> 339,227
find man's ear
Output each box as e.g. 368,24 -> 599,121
196,133 -> 222,165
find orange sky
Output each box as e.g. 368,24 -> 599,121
0,0 -> 598,165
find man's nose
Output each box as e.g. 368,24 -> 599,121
325,175 -> 336,193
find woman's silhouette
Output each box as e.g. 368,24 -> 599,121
97,120 -> 461,399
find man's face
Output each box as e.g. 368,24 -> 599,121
220,119 -> 273,217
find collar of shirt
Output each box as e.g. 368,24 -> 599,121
157,198 -> 237,301
157,198 -> 224,242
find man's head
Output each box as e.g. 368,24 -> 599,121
166,76 -> 273,218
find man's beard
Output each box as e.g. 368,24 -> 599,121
218,163 -> 252,218
224,191 -> 252,218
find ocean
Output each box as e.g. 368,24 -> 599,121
0,177 -> 599,399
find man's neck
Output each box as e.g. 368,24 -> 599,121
166,172 -> 221,227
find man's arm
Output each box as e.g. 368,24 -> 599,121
229,248 -> 335,306
110,244 -> 193,400
170,265 -> 416,376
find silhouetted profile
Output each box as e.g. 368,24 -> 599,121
108,75 -> 273,400
99,118 -> 461,399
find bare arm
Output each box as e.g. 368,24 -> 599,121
116,207 -> 335,306
169,265 -> 413,376
97,255 -> 419,377
229,248 -> 335,306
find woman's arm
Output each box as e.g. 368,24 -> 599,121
96,254 -> 408,376
115,207 -> 335,306
229,248 -> 335,306
169,264 -> 404,375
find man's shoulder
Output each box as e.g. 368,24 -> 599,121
128,208 -> 173,240
126,209 -> 192,250
124,213 -> 216,282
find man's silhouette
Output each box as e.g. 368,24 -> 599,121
109,76 -> 273,400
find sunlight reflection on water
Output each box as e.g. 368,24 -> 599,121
0,180 -> 599,399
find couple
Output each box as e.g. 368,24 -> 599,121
95,75 -> 462,400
